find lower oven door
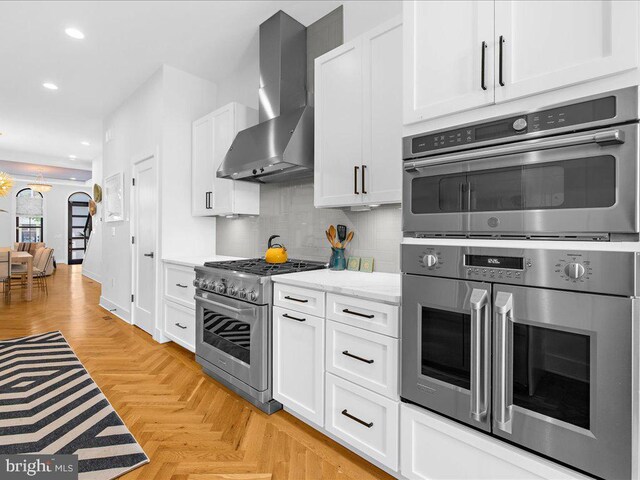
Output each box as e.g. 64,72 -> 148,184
402,274 -> 492,432
493,284 -> 633,479
403,123 -> 638,238
195,290 -> 268,392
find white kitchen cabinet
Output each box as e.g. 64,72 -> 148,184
315,17 -> 402,208
495,1 -> 639,103
403,1 -> 639,124
273,306 -> 325,427
403,1 -> 495,124
191,102 -> 259,216
162,261 -> 196,352
401,403 -> 591,480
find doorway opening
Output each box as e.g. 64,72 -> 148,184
68,192 -> 91,265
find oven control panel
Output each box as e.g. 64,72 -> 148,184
402,244 -> 637,296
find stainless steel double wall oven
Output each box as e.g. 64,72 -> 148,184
403,87 -> 640,241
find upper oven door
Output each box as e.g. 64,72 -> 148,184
195,290 -> 269,391
402,273 -> 492,432
492,284 -> 633,479
403,123 -> 638,238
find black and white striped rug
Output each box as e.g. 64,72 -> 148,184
0,331 -> 149,479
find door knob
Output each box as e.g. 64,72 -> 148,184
144,252 -> 154,258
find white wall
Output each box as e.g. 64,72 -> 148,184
100,65 -> 217,323
0,180 -> 91,264
82,156 -> 103,282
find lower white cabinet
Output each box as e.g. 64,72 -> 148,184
273,306 -> 325,427
163,301 -> 195,352
401,403 -> 590,480
326,373 -> 399,471
162,261 -> 196,352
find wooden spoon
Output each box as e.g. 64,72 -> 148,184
329,225 -> 337,243
325,230 -> 336,247
342,231 -> 354,248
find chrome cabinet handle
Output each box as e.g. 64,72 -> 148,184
342,350 -> 374,364
495,291 -> 514,433
342,308 -> 374,319
176,283 -> 188,288
470,288 -> 489,422
498,35 -> 505,86
175,323 -> 187,329
405,129 -> 625,171
341,409 -> 373,428
284,295 -> 308,303
480,41 -> 487,90
354,166 -> 360,194
282,313 -> 306,322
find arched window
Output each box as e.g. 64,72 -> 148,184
15,188 -> 44,243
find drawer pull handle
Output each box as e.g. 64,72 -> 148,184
175,323 -> 187,330
341,409 -> 373,428
284,295 -> 308,303
176,283 -> 188,288
343,308 -> 374,319
342,350 -> 374,364
282,313 -> 306,322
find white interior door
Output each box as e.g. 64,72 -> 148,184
132,155 -> 157,336
495,0 -> 639,102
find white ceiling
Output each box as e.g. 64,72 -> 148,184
0,1 -> 342,167
0,160 -> 92,182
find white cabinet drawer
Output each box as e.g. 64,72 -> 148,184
326,320 -> 398,400
326,293 -> 399,337
325,373 -> 399,470
401,403 -> 590,480
274,283 -> 325,317
164,263 -> 196,308
273,306 -> 325,427
163,301 -> 195,352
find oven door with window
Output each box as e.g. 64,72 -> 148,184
403,123 -> 638,238
195,290 -> 268,392
493,284 -> 633,479
402,274 -> 492,431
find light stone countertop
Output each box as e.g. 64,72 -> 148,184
272,269 -> 401,305
162,255 -> 245,269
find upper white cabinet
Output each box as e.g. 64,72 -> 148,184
404,0 -> 639,124
495,0 -> 639,103
191,102 -> 260,216
403,1 -> 495,124
315,17 -> 402,208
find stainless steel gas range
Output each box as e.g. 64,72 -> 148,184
193,258 -> 326,414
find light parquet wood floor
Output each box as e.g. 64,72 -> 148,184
0,265 -> 393,480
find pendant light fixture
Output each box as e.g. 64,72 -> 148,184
28,171 -> 53,193
0,171 -> 13,197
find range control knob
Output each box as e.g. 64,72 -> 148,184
422,254 -> 438,267
193,278 -> 202,288
513,118 -> 527,131
238,289 -> 247,299
248,290 -> 258,302
564,262 -> 586,279
215,282 -> 226,294
228,285 -> 238,296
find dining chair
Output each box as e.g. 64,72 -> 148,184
33,248 -> 54,295
0,251 -> 10,299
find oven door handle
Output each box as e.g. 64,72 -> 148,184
404,129 -> 625,171
495,291 -> 514,434
470,288 -> 490,422
195,295 -> 256,315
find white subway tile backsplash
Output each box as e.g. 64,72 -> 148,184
216,179 -> 402,272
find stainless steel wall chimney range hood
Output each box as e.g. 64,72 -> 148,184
217,11 -> 313,183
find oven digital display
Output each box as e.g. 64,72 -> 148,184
465,254 -> 523,270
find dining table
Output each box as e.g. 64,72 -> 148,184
0,248 -> 33,301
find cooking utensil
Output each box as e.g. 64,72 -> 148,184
265,235 -> 288,264
329,225 -> 337,243
337,225 -> 347,243
325,230 -> 336,248
342,231 -> 354,248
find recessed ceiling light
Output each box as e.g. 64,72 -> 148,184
80,141 -> 90,146
65,27 -> 85,40
42,82 -> 58,90
70,177 -> 77,181
68,155 -> 77,159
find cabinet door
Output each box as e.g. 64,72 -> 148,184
362,18 -> 402,205
495,1 -> 639,102
315,39 -> 364,208
273,306 -> 325,426
403,1 -> 495,124
210,104 -> 235,215
191,115 -> 214,216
